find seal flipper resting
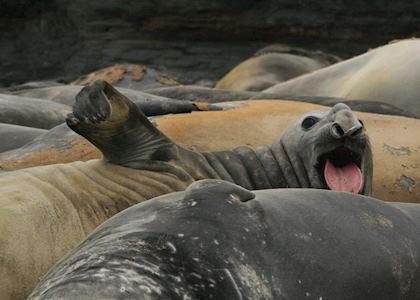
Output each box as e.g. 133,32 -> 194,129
68,80 -> 373,195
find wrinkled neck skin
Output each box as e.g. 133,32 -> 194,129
119,131 -> 372,194
170,106 -> 373,195
185,141 -> 312,191
103,100 -> 372,194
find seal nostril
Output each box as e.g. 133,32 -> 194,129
351,126 -> 363,137
331,123 -> 345,138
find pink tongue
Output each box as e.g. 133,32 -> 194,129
324,160 -> 363,193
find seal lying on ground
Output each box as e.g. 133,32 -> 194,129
1,99 -> 417,203
8,84 -> 202,116
2,95 -> 418,202
216,44 -> 340,92
66,81 -> 372,193
0,81 -> 372,300
0,93 -> 71,129
28,180 -> 420,300
264,39 -> 420,118
144,85 -> 416,118
0,123 -> 46,153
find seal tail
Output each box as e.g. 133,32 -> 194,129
66,80 -> 178,167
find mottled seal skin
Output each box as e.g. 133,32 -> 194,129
264,39 -> 420,118
67,81 -> 373,194
0,81 -> 201,300
216,44 -> 340,92
0,81 -> 373,300
0,98 -> 417,203
28,180 -> 420,300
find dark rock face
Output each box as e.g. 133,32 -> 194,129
1,0 -> 419,86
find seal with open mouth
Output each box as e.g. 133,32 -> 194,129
0,81 -> 373,300
269,103 -> 373,194
190,102 -> 372,194
66,81 -> 373,195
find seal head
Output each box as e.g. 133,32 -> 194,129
273,103 -> 373,194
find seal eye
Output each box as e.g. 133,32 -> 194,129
301,116 -> 320,130
358,119 -> 364,127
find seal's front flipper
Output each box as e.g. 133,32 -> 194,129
66,80 -> 177,167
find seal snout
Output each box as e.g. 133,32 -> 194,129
330,108 -> 364,139
313,105 -> 368,194
330,122 -> 363,139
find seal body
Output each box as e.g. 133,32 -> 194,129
264,39 -> 420,118
2,99 -> 416,203
0,123 -> 46,153
216,44 -> 340,91
0,82 -> 378,299
9,84 -> 199,116
0,93 -> 70,129
28,180 -> 420,299
0,160 -> 193,300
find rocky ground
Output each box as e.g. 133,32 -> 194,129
1,0 -> 419,86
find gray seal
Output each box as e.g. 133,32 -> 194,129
69,80 -> 373,194
28,179 -> 420,299
264,39 -> 420,118
0,80 -> 373,299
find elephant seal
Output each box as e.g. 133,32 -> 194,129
0,93 -> 71,129
264,39 -> 420,118
0,123 -> 46,153
0,81 -> 372,300
9,82 -> 415,118
67,81 -> 372,194
28,180 -> 420,300
216,44 -> 340,92
144,85 -> 415,118
0,123 -> 99,170
8,84 -> 201,116
0,98 -> 416,203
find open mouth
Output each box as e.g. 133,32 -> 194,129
317,147 -> 363,193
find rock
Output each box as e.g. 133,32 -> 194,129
0,1 -> 418,85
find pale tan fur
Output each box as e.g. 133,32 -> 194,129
216,53 -> 327,91
0,159 -> 193,300
264,40 -> 420,116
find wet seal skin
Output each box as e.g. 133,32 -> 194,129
29,180 -> 420,300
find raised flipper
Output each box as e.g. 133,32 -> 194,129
66,80 -> 177,167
